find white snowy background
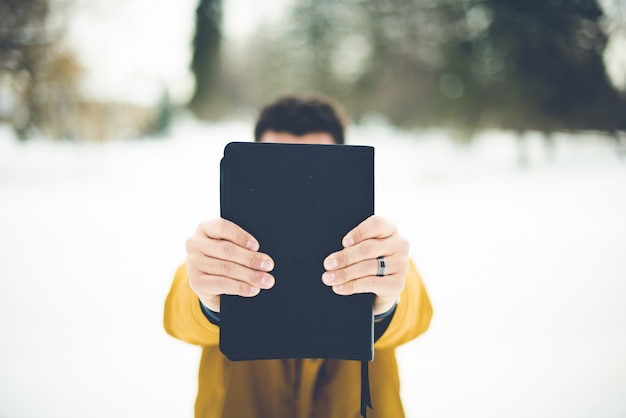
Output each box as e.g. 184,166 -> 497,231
1,120 -> 626,418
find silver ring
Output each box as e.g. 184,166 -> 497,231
376,256 -> 386,277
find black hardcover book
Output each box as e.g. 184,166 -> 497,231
219,142 -> 375,362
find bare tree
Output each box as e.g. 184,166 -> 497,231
0,0 -> 82,140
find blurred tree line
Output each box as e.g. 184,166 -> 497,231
193,0 -> 626,138
2,0 -> 624,140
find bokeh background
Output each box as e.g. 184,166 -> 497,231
1,0 -> 626,417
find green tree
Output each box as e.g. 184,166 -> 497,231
458,0 -> 625,134
363,0 -> 626,134
238,0 -> 625,134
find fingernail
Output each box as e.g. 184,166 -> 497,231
323,272 -> 335,285
343,236 -> 354,247
247,240 -> 259,251
250,286 -> 261,296
261,275 -> 274,287
260,259 -> 273,271
324,258 -> 337,270
334,284 -> 344,292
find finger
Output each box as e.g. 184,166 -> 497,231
195,237 -> 274,272
193,273 -> 263,298
342,215 -> 396,248
201,218 -> 260,251
322,256 -> 401,286
191,255 -> 275,289
324,237 -> 393,271
331,273 -> 403,298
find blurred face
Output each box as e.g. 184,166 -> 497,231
260,130 -> 336,145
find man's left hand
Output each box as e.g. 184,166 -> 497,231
322,215 -> 409,315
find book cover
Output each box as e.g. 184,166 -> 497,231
219,142 -> 375,361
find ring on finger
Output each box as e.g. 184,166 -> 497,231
376,256 -> 386,277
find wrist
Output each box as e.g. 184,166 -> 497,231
374,298 -> 399,322
199,299 -> 221,325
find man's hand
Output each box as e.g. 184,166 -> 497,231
185,218 -> 275,312
322,215 -> 409,315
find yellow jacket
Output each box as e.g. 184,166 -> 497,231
164,260 -> 432,418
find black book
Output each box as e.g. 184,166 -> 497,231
219,141 -> 375,362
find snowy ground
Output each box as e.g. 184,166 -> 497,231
1,119 -> 626,418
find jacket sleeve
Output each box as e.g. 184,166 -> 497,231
163,259 -> 432,349
163,263 -> 220,346
374,259 -> 433,350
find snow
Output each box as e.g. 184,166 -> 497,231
1,120 -> 626,417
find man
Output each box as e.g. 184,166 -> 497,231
164,94 -> 432,418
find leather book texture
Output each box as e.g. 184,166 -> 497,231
219,142 -> 375,361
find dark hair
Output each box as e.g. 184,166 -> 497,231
254,95 -> 347,144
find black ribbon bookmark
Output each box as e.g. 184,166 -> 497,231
361,360 -> 373,417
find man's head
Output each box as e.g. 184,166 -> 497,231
254,95 -> 347,145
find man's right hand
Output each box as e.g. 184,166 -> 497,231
185,218 -> 275,313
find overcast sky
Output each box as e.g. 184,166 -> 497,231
65,0 -> 293,105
